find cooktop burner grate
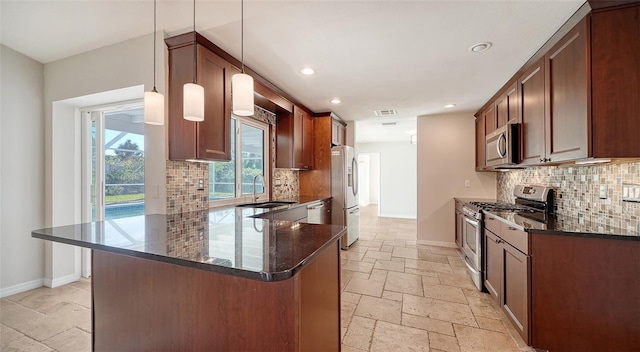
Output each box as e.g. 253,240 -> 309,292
469,202 -> 539,213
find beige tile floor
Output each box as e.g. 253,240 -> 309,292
1,205 -> 533,351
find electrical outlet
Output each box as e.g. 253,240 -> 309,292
197,178 -> 205,191
623,183 -> 640,202
464,180 -> 471,187
598,184 -> 607,199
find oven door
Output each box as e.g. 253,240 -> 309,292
462,213 -> 483,290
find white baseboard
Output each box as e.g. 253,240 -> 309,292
0,278 -> 44,298
44,272 -> 81,288
416,240 -> 458,248
377,213 -> 417,220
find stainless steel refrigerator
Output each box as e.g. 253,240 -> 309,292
331,145 -> 360,249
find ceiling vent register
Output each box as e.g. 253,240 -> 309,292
374,109 -> 397,117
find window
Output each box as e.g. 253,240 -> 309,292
209,116 -> 269,205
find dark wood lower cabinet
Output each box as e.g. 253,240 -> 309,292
530,233 -> 640,351
483,229 -> 502,301
91,241 -> 340,351
501,241 -> 529,342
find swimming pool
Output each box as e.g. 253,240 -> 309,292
105,202 -> 145,220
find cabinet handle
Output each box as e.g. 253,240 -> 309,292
539,158 -> 544,163
507,226 -> 518,231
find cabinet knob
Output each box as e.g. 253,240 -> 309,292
539,158 -> 544,163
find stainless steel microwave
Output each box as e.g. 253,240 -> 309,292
485,123 -> 519,168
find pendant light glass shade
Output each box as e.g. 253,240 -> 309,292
183,83 -> 205,122
232,73 -> 254,116
144,90 -> 165,125
144,0 -> 165,125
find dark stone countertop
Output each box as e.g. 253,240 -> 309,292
32,197 -> 345,282
454,197 -> 498,204
484,210 -> 640,240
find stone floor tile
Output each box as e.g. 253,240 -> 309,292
403,294 -> 478,327
369,269 -> 389,282
42,327 -> 91,352
429,331 -> 461,352
418,250 -> 451,264
362,257 -> 377,264
391,247 -> 420,259
69,280 -> 91,292
382,290 -> 403,302
345,278 -> 385,297
2,334 -> 53,352
427,247 -> 460,256
438,273 -> 478,290
402,313 -> 455,336
384,271 -> 423,296
370,321 -> 430,352
343,323 -> 374,351
405,258 -> 454,274
1,323 -> 24,346
454,324 -> 520,352
341,301 -> 357,328
341,344 -> 368,352
423,284 -> 468,304
342,250 -> 367,261
475,316 -> 509,333
380,245 -> 393,253
354,296 -> 402,324
373,259 -> 405,272
343,260 -> 374,273
365,250 -> 393,261
341,327 -> 348,341
342,292 -> 362,305
5,286 -> 83,313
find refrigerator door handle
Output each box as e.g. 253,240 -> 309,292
352,156 -> 358,197
349,208 -> 360,214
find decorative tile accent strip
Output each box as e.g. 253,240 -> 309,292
165,210 -> 209,259
273,168 -> 299,200
497,161 -> 640,232
166,160 -> 209,215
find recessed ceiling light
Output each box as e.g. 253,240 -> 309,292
330,98 -> 342,104
469,42 -> 492,53
300,67 -> 315,75
444,104 -> 456,108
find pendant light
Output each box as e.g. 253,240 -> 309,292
183,0 -> 205,122
231,0 -> 254,117
144,0 -> 165,125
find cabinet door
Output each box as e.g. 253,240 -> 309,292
502,242 -> 530,344
496,83 -> 519,128
545,18 -> 588,163
484,104 -> 497,135
302,112 -> 314,169
475,114 -> 486,171
197,45 -> 235,160
591,4 -> 640,158
519,59 -> 546,165
483,229 -> 502,302
454,211 -> 463,248
293,106 -> 304,168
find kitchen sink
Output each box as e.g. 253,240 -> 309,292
236,201 -> 296,209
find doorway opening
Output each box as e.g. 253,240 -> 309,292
357,153 -> 381,214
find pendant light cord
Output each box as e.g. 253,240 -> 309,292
152,0 -> 157,92
193,0 -> 197,83
241,0 -> 245,73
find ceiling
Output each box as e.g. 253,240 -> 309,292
0,0 -> 585,142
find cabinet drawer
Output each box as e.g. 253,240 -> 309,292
271,206 -> 308,222
485,216 -> 501,235
500,224 -> 528,254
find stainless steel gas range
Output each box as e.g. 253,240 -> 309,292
460,185 -> 554,291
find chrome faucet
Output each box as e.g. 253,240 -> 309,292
252,174 -> 264,203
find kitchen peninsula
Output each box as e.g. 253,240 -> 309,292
32,203 -> 345,351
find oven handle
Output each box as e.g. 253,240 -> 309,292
463,255 -> 480,275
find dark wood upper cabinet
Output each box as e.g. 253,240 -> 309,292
476,3 -> 640,165
484,104 -> 497,135
519,59 -> 546,165
276,105 -> 314,170
545,18 -> 589,163
496,83 -> 519,128
475,114 -> 486,171
166,35 -> 236,161
591,3 -> 640,158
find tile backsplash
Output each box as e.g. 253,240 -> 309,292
166,160 -> 209,215
497,161 -> 640,231
273,168 -> 299,200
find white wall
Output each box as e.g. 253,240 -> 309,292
0,45 -> 46,296
356,142 -> 416,219
417,112 -> 496,247
358,152 -> 380,205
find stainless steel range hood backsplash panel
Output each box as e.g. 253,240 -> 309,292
497,161 -> 640,231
